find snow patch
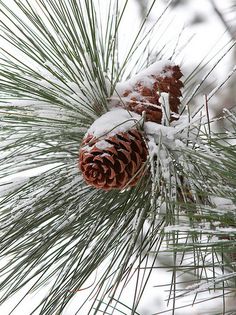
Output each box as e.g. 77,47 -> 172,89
87,109 -> 142,138
111,60 -> 174,106
128,60 -> 174,84
160,92 -> 170,125
95,140 -> 113,150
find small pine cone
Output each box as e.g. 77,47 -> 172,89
153,64 -> 183,114
121,64 -> 183,124
79,129 -> 148,190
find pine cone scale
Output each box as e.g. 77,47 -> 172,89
103,154 -> 115,165
118,149 -> 131,163
115,159 -> 126,173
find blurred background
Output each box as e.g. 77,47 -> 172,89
131,0 -> 236,116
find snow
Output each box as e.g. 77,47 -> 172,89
184,272 -> 236,295
146,135 -> 159,159
86,108 -> 143,138
95,140 -> 113,150
164,225 -> 236,235
144,120 -> 187,158
0,177 -> 30,197
144,121 -> 175,138
131,60 -> 174,81
211,196 -> 236,210
159,149 -> 171,181
160,92 -> 171,125
111,60 -> 175,105
85,105 -> 191,159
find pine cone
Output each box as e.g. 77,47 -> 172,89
120,64 -> 183,123
79,129 -> 148,190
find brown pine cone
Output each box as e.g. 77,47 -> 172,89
120,64 -> 183,124
79,129 -> 148,190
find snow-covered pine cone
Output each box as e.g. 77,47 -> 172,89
156,65 -> 183,111
114,62 -> 183,124
79,110 -> 148,190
